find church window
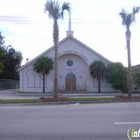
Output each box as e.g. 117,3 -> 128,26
67,60 -> 73,66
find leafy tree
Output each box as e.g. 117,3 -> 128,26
90,60 -> 106,93
106,62 -> 126,91
132,67 -> 140,90
0,47 -> 4,74
0,62 -> 4,74
0,46 -> 22,79
0,32 -> 22,79
119,7 -> 140,97
0,33 -> 5,74
44,0 -> 71,98
34,56 -> 53,93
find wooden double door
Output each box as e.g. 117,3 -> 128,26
65,73 -> 76,90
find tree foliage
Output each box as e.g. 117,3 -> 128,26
106,62 -> 126,91
132,67 -> 140,90
0,32 -> 22,79
119,7 -> 139,29
34,56 -> 54,93
44,0 -> 70,20
90,60 -> 106,93
0,47 -> 4,74
0,61 -> 4,74
0,33 -> 5,74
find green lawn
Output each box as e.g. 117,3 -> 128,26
0,97 -> 125,104
0,88 -> 14,90
0,99 -> 38,104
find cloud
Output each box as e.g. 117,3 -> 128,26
0,0 -> 140,67
5,35 -> 53,65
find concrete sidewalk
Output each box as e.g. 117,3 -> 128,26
16,92 -> 123,97
0,89 -> 17,94
0,89 -> 124,100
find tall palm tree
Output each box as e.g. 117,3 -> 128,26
119,6 -> 139,97
34,56 -> 53,93
44,0 -> 71,99
90,60 -> 106,93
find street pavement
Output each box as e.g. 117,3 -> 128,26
0,102 -> 140,140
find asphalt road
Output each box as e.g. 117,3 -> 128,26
0,102 -> 140,140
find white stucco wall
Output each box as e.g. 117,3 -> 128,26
19,36 -> 115,92
57,53 -> 89,90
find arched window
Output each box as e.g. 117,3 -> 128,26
66,73 -> 75,78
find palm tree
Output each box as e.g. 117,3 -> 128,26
90,60 -> 106,93
44,0 -> 71,99
119,7 -> 139,97
34,56 -> 53,93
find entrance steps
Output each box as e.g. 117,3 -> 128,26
58,90 -> 88,94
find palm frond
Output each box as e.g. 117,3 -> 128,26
34,56 -> 53,75
132,6 -> 140,22
119,9 -> 127,25
119,9 -> 127,26
119,9 -> 126,18
133,6 -> 140,15
44,0 -> 61,20
61,2 -> 71,18
90,60 -> 106,79
119,7 -> 139,28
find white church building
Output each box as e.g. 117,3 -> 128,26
19,19 -> 116,93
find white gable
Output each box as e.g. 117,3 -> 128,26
19,35 -> 111,71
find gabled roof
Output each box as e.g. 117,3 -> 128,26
19,35 -> 111,71
68,36 -> 111,63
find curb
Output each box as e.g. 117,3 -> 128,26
0,99 -> 140,107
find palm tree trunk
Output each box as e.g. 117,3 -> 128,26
53,20 -> 59,99
43,71 -> 45,93
126,30 -> 132,97
98,77 -> 101,93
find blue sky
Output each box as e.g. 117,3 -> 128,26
0,0 -> 140,66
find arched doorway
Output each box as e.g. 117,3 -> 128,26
65,73 -> 76,90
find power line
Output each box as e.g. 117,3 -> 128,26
0,15 -> 113,20
0,18 -> 116,24
0,15 -> 115,24
0,18 -> 139,25
0,15 -> 139,23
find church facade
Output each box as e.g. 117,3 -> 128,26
19,34 -> 116,93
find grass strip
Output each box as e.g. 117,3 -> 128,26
0,88 -> 15,90
0,99 -> 38,104
0,97 -> 124,104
